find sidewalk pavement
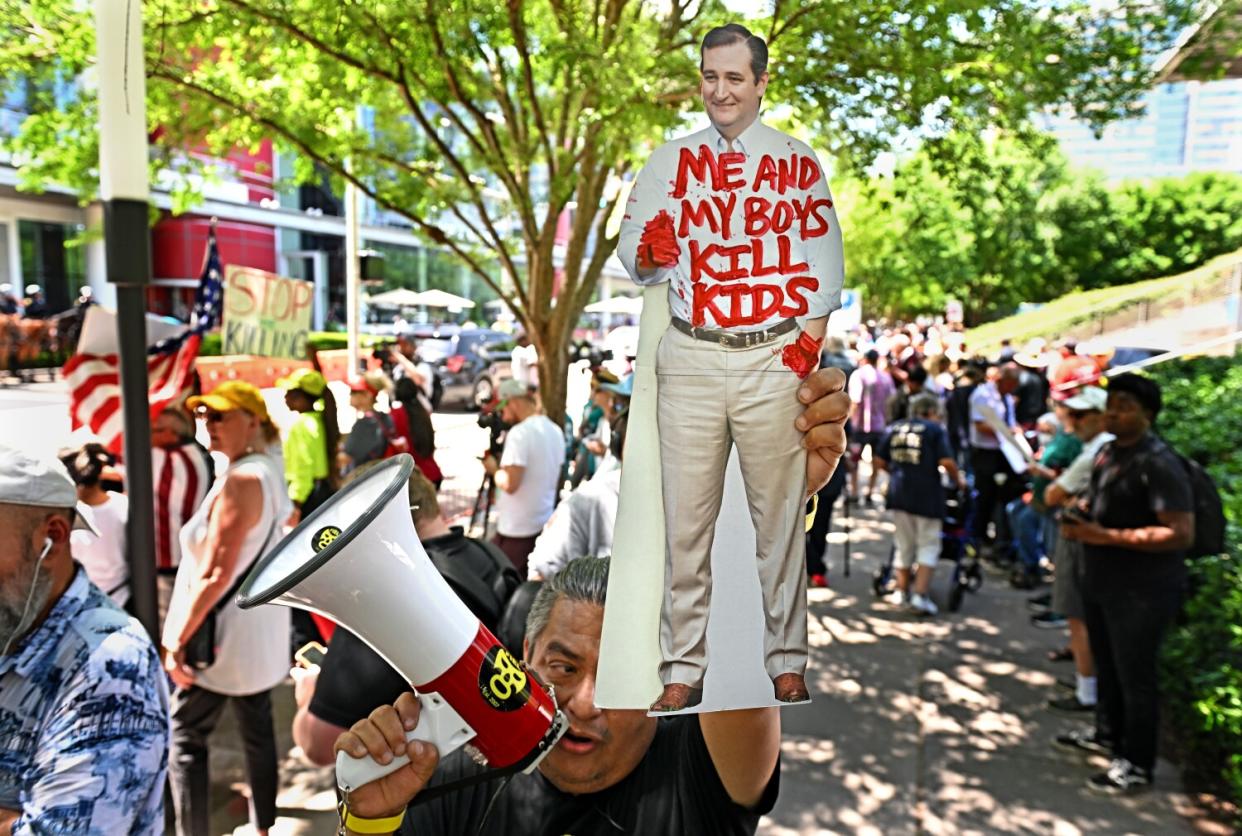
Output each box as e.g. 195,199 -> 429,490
761,505 -> 1196,836
198,505 -> 1200,835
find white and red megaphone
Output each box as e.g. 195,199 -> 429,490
238,455 -> 565,793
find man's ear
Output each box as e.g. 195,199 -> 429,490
522,636 -> 532,662
757,70 -> 770,97
44,512 -> 73,546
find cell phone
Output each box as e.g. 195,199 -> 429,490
294,640 -> 327,669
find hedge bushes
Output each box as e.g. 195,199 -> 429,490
1153,353 -> 1242,808
198,331 -> 390,358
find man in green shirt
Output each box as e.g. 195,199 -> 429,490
278,369 -> 340,524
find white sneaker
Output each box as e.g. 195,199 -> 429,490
908,593 -> 938,616
887,589 -> 907,606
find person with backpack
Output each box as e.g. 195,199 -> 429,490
290,466 -> 524,766
1056,373 -> 1195,796
342,370 -> 409,474
391,376 -> 442,488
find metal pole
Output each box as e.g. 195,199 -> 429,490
95,0 -> 157,641
345,165 -> 361,380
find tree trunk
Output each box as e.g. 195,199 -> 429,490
535,339 -> 570,431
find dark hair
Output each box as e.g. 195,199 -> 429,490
59,442 -> 114,488
393,377 -> 436,460
1107,373 -> 1162,420
525,557 -> 609,647
700,24 -> 768,82
864,349 -> 880,364
320,386 -> 342,489
908,365 -> 929,385
609,413 -> 628,462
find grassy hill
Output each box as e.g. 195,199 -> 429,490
967,248 -> 1242,356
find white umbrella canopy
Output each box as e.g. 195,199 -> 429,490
415,289 -> 476,309
367,288 -> 425,307
585,294 -> 643,315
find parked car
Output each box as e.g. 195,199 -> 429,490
417,328 -> 515,410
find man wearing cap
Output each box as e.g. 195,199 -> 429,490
21,285 -> 47,319
0,446 -> 169,834
1039,386 -> 1110,715
482,379 -> 566,575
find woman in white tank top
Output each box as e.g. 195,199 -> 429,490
161,382 -> 292,836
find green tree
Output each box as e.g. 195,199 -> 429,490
843,132 -> 1072,323
0,0 -> 1195,418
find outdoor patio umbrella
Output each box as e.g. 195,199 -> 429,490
368,287 -> 425,307
415,289 -> 476,309
585,294 -> 644,316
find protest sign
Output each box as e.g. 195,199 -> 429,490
222,266 -> 313,359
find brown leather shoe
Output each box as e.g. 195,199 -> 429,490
649,683 -> 704,712
773,673 -> 810,703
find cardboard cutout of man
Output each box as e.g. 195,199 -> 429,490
618,24 -> 844,712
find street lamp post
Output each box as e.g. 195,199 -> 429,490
95,0 -> 158,641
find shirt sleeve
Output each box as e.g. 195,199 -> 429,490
1145,449 -> 1195,515
968,387 -> 986,424
801,152 -> 844,319
618,150 -> 676,287
875,429 -> 892,463
16,637 -> 169,835
527,495 -> 578,580
1054,446 -> 1098,495
934,424 -> 954,462
499,422 -> 530,468
285,418 -> 315,504
311,628 -> 411,730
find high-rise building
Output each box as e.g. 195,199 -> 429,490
1039,79 -> 1242,181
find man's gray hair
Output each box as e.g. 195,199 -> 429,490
910,393 -> 943,419
525,556 -> 610,647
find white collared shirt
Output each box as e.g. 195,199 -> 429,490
619,118 -> 844,332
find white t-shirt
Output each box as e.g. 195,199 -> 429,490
163,452 -> 292,696
527,467 -> 621,581
497,415 -> 566,537
71,493 -> 130,606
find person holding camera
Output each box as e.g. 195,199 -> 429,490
482,379 -> 566,575
161,382 -> 291,836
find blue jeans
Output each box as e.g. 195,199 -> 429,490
1006,498 -> 1044,573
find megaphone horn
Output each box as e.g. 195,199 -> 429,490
238,455 -> 566,793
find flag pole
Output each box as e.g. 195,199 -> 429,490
95,0 -> 158,641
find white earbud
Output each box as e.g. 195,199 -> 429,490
41,537 -> 52,558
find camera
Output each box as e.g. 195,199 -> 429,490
569,340 -> 613,370
477,407 -> 510,458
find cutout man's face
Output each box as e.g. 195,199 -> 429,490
700,42 -> 768,136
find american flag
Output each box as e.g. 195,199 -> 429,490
63,234 -> 224,456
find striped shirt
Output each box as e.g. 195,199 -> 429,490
152,441 -> 213,570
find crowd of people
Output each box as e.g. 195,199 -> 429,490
824,317 -> 1204,797
0,333 -> 850,832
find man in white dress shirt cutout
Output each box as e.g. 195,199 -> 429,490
619,23 -> 845,712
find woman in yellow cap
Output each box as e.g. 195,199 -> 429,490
161,380 -> 291,836
277,368 -> 341,524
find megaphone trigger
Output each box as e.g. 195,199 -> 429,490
335,692 -> 474,794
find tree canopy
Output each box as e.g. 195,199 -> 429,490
0,0 -> 1197,417
841,134 -> 1242,324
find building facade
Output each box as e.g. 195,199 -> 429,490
1040,79 -> 1242,180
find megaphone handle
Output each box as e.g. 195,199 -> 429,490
335,692 -> 475,794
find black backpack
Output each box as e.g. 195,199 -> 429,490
1173,453 -> 1227,559
423,530 -> 539,652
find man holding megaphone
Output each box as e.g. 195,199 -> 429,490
320,366 -> 848,835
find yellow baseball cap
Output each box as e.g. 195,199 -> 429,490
187,381 -> 270,422
276,368 -> 327,397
